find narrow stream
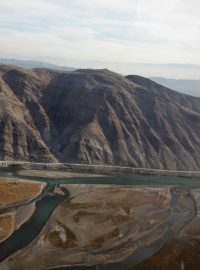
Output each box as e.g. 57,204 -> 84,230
0,186 -> 70,263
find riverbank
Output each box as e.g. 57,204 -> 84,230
1,161 -> 200,178
0,178 -> 45,244
17,170 -> 105,179
1,184 -> 197,270
1,169 -> 200,270
129,189 -> 200,270
0,178 -> 45,211
0,184 -> 70,265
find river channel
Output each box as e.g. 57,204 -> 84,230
0,169 -> 200,269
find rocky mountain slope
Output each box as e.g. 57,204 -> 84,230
0,64 -> 200,170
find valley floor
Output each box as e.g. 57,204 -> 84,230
0,169 -> 200,270
129,189 -> 200,270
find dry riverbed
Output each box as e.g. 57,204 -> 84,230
0,170 -> 198,270
0,184 -> 173,270
128,189 -> 200,270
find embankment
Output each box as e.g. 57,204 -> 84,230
0,161 -> 200,178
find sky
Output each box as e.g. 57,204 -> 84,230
0,0 -> 200,77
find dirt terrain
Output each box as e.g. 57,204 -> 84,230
0,214 -> 14,243
129,220 -> 200,270
129,189 -> 200,270
0,178 -> 45,208
0,185 -> 173,270
0,170 -> 198,270
0,178 -> 44,245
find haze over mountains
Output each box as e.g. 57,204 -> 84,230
1,58 -> 200,98
1,64 -> 200,170
0,58 -> 76,72
150,77 -> 200,97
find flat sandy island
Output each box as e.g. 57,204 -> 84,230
3,185 -> 173,270
0,214 -> 14,243
17,169 -> 105,178
0,178 -> 45,245
0,178 -> 45,209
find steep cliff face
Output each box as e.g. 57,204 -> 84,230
1,65 -> 200,170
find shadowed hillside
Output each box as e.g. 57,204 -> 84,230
0,65 -> 200,170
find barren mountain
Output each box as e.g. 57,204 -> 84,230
0,64 -> 200,170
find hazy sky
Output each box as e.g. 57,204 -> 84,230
0,0 -> 200,75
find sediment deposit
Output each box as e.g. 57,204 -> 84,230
1,184 -> 192,270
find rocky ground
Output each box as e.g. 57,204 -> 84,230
1,65 -> 200,170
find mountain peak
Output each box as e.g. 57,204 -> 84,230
0,65 -> 200,170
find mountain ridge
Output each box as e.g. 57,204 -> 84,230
0,58 -> 76,71
0,65 -> 200,170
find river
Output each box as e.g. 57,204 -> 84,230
0,170 -> 200,269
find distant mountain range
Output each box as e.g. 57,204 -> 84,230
150,77 -> 200,97
1,58 -> 199,97
0,58 -> 76,71
74,61 -> 200,80
1,64 -> 200,170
